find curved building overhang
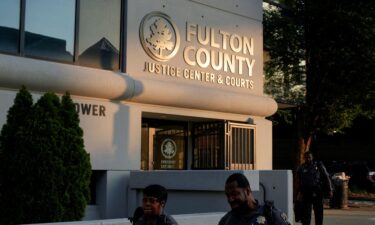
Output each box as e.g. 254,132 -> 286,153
0,54 -> 277,117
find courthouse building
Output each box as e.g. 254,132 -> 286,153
0,0 -> 290,221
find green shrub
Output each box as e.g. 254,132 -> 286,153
60,93 -> 91,220
0,87 -> 91,224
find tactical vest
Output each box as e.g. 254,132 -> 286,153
298,162 -> 323,194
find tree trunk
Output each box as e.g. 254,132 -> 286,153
296,135 -> 313,166
295,107 -> 314,166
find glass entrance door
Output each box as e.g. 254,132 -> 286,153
141,119 -> 187,170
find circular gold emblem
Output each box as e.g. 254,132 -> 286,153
139,12 -> 180,62
161,138 -> 177,159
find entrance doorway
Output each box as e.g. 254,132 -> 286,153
141,119 -> 187,170
141,118 -> 256,170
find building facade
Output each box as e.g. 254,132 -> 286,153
0,0 -> 280,220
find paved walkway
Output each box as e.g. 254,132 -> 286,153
324,200 -> 375,216
325,207 -> 375,216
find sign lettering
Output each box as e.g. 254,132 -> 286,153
74,103 -> 106,117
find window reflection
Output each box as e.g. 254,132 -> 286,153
78,0 -> 121,70
25,0 -> 75,62
0,0 -> 20,53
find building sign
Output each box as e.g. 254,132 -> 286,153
74,103 -> 106,117
184,22 -> 255,77
126,0 -> 263,94
138,11 -> 257,91
140,12 -> 180,62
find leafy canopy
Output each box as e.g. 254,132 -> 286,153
264,0 -> 375,136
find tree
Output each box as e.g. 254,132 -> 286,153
60,93 -> 91,220
264,0 -> 375,165
0,86 -> 34,224
23,92 -> 66,223
0,88 -> 91,224
147,18 -> 174,56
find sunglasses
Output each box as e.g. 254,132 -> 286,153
142,197 -> 160,204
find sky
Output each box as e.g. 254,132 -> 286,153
0,0 -> 20,29
0,0 -> 120,55
0,0 -> 75,55
25,0 -> 76,54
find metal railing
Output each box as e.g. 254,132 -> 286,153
193,121 -> 256,170
225,122 -> 256,170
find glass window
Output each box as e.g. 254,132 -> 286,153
78,0 -> 121,70
0,0 -> 20,53
24,0 -> 75,62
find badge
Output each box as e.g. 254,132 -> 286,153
281,212 -> 288,222
256,216 -> 266,224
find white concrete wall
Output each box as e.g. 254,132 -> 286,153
127,170 -> 293,222
128,170 -> 259,216
190,0 -> 262,20
0,87 -> 276,220
25,170 -> 293,225
0,54 -> 277,117
253,118 -> 274,169
254,170 -> 294,222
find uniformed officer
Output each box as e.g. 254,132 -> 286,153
295,151 -> 333,225
132,184 -> 178,225
218,173 -> 291,225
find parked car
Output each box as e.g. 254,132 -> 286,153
324,160 -> 375,193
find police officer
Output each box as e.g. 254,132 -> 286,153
131,184 -> 178,225
295,151 -> 333,225
218,173 -> 290,225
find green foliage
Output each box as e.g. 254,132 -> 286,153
264,2 -> 306,105
0,86 -> 33,155
0,86 -> 34,224
60,93 -> 91,220
264,0 -> 375,136
0,87 -> 91,224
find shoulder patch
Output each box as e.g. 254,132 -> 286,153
281,212 -> 288,222
256,215 -> 266,224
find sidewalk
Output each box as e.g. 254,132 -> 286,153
324,200 -> 375,216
